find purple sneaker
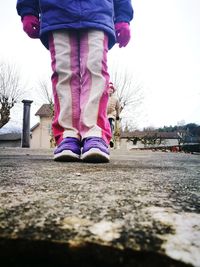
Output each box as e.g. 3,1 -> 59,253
54,137 -> 81,161
81,137 -> 110,163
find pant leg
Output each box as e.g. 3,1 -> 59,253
108,118 -> 115,134
79,30 -> 112,144
49,30 -> 81,145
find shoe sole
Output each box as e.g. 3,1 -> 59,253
54,150 -> 80,162
81,148 -> 110,163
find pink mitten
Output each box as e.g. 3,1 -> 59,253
115,22 -> 131,48
22,15 -> 40,39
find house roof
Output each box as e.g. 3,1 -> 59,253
0,132 -> 21,141
121,130 -> 179,139
30,122 -> 40,132
35,104 -> 52,117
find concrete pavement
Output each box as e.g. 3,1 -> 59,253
0,148 -> 200,266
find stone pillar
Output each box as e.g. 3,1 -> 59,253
21,100 -> 33,148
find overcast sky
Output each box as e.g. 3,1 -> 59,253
1,0 -> 200,130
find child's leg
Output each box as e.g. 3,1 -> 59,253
79,30 -> 112,145
108,118 -> 115,134
49,30 -> 81,145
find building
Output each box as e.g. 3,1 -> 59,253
120,130 -> 180,151
30,104 -> 53,149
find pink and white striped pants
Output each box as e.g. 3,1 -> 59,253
49,29 -> 112,145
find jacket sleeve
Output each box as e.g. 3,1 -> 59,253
113,0 -> 134,23
16,0 -> 40,18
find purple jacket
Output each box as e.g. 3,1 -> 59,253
16,0 -> 133,49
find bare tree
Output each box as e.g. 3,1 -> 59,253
37,79 -> 54,117
0,61 -> 24,129
109,62 -> 145,131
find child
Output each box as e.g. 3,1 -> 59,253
107,82 -> 121,148
16,0 -> 133,163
